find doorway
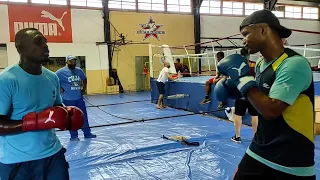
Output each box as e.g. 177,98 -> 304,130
42,56 -> 86,74
135,56 -> 149,91
0,45 -> 8,72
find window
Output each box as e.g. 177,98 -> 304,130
285,6 -> 301,18
70,0 -> 86,6
87,0 -> 102,7
32,0 -> 67,5
222,1 -> 243,15
303,7 -> 318,19
50,0 -> 67,5
272,10 -> 284,18
138,0 -> 165,11
245,3 -> 263,15
167,0 -> 191,13
8,0 -> 28,2
109,0 -> 136,10
32,0 -> 49,4
200,0 -> 221,14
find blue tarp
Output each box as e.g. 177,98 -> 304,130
55,92 -> 320,179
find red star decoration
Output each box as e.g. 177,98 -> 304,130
139,16 -> 163,41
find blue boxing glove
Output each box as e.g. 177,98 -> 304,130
213,78 -> 242,102
217,54 -> 256,97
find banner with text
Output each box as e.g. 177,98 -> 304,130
8,5 -> 72,43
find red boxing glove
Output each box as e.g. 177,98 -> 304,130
22,106 -> 68,131
65,106 -> 84,131
172,74 -> 178,79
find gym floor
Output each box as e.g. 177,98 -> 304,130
56,91 -> 320,180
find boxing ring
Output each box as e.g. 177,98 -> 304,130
149,39 -> 320,126
150,73 -> 320,126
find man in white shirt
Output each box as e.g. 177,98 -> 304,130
156,61 -> 179,109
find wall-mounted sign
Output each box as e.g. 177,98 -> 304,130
136,16 -> 165,41
8,5 -> 72,43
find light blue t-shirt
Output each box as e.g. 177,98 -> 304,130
0,64 -> 63,164
56,66 -> 86,101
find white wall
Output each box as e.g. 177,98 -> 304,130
280,19 -> 320,46
0,47 -> 8,73
201,15 -> 320,46
201,15 -> 320,66
0,5 -> 10,43
6,43 -> 108,70
71,8 -> 104,43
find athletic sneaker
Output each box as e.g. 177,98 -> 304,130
218,101 -> 227,108
84,134 -> 97,139
200,98 -> 211,105
225,107 -> 235,121
231,135 -> 241,143
70,137 -> 80,141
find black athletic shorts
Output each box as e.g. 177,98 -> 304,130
156,81 -> 165,95
234,99 -> 258,116
233,153 -> 316,180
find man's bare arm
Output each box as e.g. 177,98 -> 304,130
247,87 -> 289,120
0,115 -> 23,135
82,79 -> 87,94
166,72 -> 177,81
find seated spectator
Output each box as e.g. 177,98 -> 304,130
200,51 -> 227,108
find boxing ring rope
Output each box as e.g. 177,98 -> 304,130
152,53 -> 216,76
151,28 -> 320,51
148,27 -> 320,78
150,39 -> 319,78
150,40 -> 248,77
57,97 -> 227,132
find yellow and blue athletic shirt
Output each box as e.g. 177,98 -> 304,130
248,48 -> 315,176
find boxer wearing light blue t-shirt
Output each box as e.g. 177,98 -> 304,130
56,56 -> 96,141
0,28 -> 71,180
0,64 -> 63,164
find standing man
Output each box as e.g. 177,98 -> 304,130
215,10 -> 315,179
56,55 -> 96,141
0,28 -> 84,179
231,48 -> 258,143
156,61 -> 179,109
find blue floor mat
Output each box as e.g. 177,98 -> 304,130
56,92 -> 320,180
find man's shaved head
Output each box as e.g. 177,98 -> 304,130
15,28 -> 50,65
164,61 -> 171,68
15,28 -> 39,51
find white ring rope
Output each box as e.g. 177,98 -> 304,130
149,41 -> 320,78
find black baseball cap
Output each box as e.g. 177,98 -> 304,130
240,9 -> 292,38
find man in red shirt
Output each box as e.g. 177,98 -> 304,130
200,51 -> 225,107
174,58 -> 184,73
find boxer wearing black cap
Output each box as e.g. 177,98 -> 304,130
213,10 -> 315,179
